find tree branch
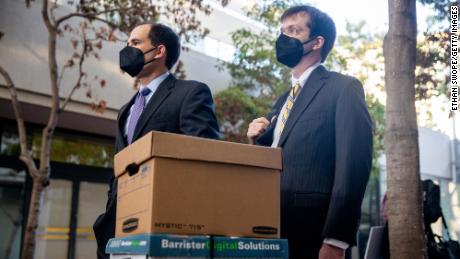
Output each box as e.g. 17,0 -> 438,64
61,13 -> 118,30
59,27 -> 91,112
41,0 -> 55,31
39,0 -> 60,178
55,7 -> 136,28
0,66 -> 38,177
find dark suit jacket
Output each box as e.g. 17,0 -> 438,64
93,74 -> 220,259
256,66 -> 373,251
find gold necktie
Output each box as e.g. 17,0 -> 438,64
279,81 -> 301,134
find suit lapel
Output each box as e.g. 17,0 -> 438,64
131,74 -> 176,141
277,66 -> 329,147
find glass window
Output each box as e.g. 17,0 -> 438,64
184,36 -> 236,62
204,37 -> 219,59
0,168 -> 24,259
0,124 -> 115,168
217,41 -> 236,62
30,131 -> 115,168
357,173 -> 382,257
0,126 -> 30,157
34,179 -> 72,259
75,182 -> 108,259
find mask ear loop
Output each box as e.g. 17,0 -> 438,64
301,36 -> 316,45
301,37 -> 317,57
143,46 -> 158,65
143,46 -> 157,54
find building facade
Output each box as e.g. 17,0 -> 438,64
2,1 -> 450,259
0,0 -> 262,258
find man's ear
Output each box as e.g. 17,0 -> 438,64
154,45 -> 167,59
313,36 -> 325,50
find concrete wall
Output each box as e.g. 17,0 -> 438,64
0,0 -> 259,122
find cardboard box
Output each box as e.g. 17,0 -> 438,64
106,234 -> 289,259
114,131 -> 282,239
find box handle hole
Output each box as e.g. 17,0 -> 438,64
126,163 -> 140,176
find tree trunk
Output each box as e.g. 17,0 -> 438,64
21,0 -> 60,256
21,174 -> 45,259
383,0 -> 427,258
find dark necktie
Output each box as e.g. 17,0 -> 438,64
127,87 -> 151,144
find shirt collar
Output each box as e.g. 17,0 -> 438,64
139,71 -> 170,94
291,62 -> 322,88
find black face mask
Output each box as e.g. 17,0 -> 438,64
275,33 -> 316,68
119,46 -> 157,77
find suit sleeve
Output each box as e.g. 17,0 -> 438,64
255,106 -> 277,147
179,83 -> 221,139
322,79 -> 373,245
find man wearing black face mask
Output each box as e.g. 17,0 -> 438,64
247,5 -> 373,259
93,22 -> 220,259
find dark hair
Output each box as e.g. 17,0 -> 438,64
133,22 -> 180,69
281,5 -> 336,62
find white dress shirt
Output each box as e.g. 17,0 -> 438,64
124,71 -> 170,137
271,62 -> 321,147
271,63 -> 349,250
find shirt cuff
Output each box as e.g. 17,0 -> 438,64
323,238 -> 349,250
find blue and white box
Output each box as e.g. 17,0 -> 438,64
106,234 -> 210,259
213,236 -> 288,259
106,234 -> 288,259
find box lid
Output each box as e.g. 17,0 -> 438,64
114,131 -> 282,177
